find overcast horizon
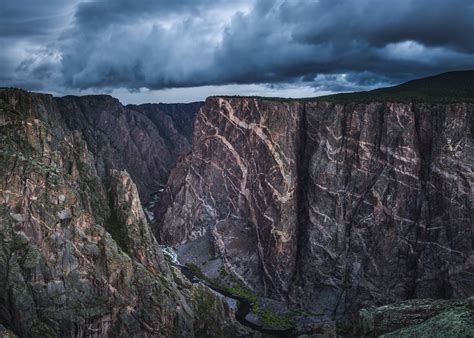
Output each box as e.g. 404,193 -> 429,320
2,0 -> 474,104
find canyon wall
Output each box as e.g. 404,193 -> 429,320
295,101 -> 473,318
0,89 -> 246,337
1,73 -> 472,335
57,96 -> 201,203
157,98 -> 304,299
156,96 -> 474,319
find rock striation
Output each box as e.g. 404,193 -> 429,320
1,71 -> 473,336
156,98 -> 304,299
0,88 -> 245,337
294,100 -> 473,319
155,71 -> 474,322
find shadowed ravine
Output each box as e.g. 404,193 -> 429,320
144,191 -> 295,336
181,265 -> 295,337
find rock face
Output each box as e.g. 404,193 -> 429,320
1,71 -> 473,336
108,169 -> 171,273
57,96 -> 201,203
157,98 -> 304,299
156,93 -> 474,320
129,102 -> 201,143
358,296 -> 474,337
0,88 -> 246,337
295,101 -> 473,318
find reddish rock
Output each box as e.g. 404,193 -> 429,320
156,95 -> 474,320
0,88 -> 252,337
156,97 -> 304,299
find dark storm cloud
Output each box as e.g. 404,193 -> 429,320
286,0 -> 474,52
72,0 -> 231,29
0,0 -> 76,90
210,0 -> 474,89
3,0 -> 474,94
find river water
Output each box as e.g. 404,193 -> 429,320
143,191 -> 295,337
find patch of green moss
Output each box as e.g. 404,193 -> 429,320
184,262 -> 296,329
218,264 -> 229,278
194,287 -> 217,315
185,263 -> 207,280
261,309 -> 294,328
185,262 -> 234,292
228,284 -> 257,304
250,302 -> 294,328
382,305 -> 474,337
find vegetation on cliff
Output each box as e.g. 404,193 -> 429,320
212,70 -> 474,103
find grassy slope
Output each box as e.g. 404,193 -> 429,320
211,70 -> 474,104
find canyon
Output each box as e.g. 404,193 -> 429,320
0,90 -> 249,337
1,71 -> 473,337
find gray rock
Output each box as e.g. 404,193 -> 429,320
57,209 -> 72,220
155,96 -> 474,324
0,88 -> 242,338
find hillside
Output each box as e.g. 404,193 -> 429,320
213,70 -> 474,103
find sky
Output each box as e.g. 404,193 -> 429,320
1,0 -> 474,104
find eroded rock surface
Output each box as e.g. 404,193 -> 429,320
358,297 -> 474,337
157,97 -> 304,299
0,89 -> 248,337
1,72 -> 473,336
295,101 -> 474,318
156,96 -> 474,321
57,96 -> 201,203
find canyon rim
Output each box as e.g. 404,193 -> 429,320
2,0 -> 474,336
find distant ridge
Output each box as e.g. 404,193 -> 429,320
317,70 -> 474,103
212,70 -> 474,103
2,71 -> 473,105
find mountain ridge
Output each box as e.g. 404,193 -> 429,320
211,70 -> 474,103
3,70 -> 473,107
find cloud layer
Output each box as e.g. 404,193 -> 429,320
2,0 -> 474,100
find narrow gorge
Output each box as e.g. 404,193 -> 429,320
1,71 -> 473,337
153,71 -> 474,335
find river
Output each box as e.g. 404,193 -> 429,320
143,191 -> 295,337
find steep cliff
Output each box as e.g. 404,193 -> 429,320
1,71 -> 472,336
0,89 -> 248,337
57,96 -> 201,203
157,98 -> 303,299
155,71 -> 474,324
295,100 -> 473,319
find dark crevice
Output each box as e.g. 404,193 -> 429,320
291,102 -> 310,305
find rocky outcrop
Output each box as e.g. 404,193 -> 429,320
129,102 -> 202,144
57,96 -> 200,203
1,71 -> 473,335
358,297 -> 474,337
0,88 -> 247,337
156,93 -> 474,320
108,169 -> 171,273
156,98 -> 304,299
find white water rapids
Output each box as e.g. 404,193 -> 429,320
143,189 -> 180,265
